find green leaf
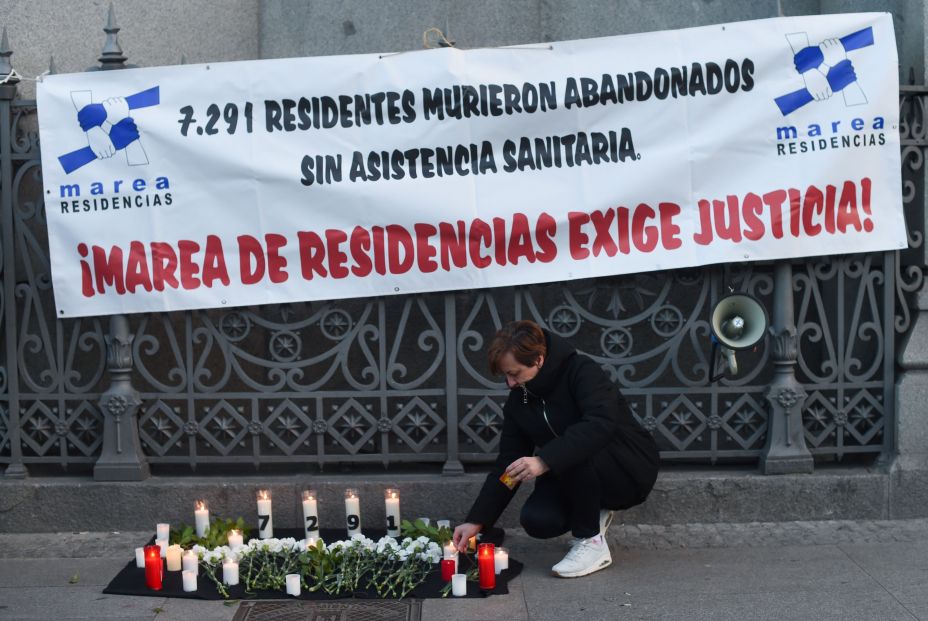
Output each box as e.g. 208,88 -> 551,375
223,600 -> 239,607
152,607 -> 164,614
68,573 -> 79,584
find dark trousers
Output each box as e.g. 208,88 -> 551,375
520,459 -> 639,540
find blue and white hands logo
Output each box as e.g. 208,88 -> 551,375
57,85 -> 160,174
774,28 -> 873,116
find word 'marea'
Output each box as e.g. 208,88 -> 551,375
75,178 -> 874,298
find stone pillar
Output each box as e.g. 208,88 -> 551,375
760,262 -> 814,474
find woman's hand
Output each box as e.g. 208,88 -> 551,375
452,522 -> 482,554
505,455 -> 549,483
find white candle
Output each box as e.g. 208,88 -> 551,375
286,573 -> 301,596
166,544 -> 182,571
452,573 -> 467,596
494,547 -> 509,573
384,488 -> 401,537
443,541 -> 458,572
344,489 -> 361,537
256,490 -> 273,539
222,559 -> 239,585
436,519 -> 451,529
155,538 -> 169,558
417,517 -> 431,526
306,536 -> 318,550
156,523 -> 170,540
194,500 -> 210,538
182,550 -> 198,575
228,529 -> 244,549
135,547 -> 145,568
182,570 -> 197,592
301,490 -> 319,539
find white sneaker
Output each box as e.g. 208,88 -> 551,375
599,509 -> 615,535
551,535 -> 612,578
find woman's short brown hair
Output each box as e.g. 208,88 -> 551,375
487,320 -> 547,375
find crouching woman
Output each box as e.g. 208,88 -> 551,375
452,320 -> 660,578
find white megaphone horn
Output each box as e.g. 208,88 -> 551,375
709,293 -> 768,382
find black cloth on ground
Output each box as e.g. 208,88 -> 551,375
103,527 -> 519,600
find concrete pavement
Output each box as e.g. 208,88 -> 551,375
1,519 -> 927,621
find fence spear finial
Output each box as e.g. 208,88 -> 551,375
97,2 -> 127,70
0,27 -> 18,86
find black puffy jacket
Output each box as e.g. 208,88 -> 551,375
465,329 -> 660,527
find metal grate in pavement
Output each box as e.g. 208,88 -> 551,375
231,600 -> 423,621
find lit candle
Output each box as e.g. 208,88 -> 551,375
166,544 -> 183,571
135,547 -> 145,569
155,538 -> 169,558
440,558 -> 456,582
494,546 -> 509,574
286,573 -> 301,596
467,536 -> 477,553
222,558 -> 239,586
182,550 -> 198,575
194,500 -> 210,538
156,523 -> 170,541
301,489 -> 319,539
344,489 -> 361,537
256,489 -> 273,539
227,529 -> 244,549
443,541 -> 458,572
306,536 -> 318,550
478,543 -> 496,591
182,569 -> 197,592
384,488 -> 401,537
451,573 -> 467,597
144,545 -> 162,590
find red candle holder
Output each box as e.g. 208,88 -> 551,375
440,558 -> 456,582
477,543 -> 496,591
143,544 -> 163,590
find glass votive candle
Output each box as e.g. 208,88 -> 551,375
155,538 -> 168,558
182,549 -> 198,574
182,569 -> 197,592
286,573 -> 301,596
494,546 -> 509,573
451,573 -> 467,596
441,558 -> 456,582
228,529 -> 244,548
194,499 -> 210,537
156,523 -> 170,540
135,547 -> 145,568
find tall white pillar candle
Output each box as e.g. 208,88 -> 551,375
384,488 -> 401,537
156,538 -> 169,558
135,547 -> 145,568
256,490 -> 273,539
166,544 -> 183,571
227,529 -> 244,549
194,500 -> 210,538
182,570 -> 197,592
344,489 -> 361,537
182,550 -> 198,575
222,559 -> 239,585
301,489 -> 319,539
156,523 -> 170,541
286,573 -> 301,596
452,573 -> 467,596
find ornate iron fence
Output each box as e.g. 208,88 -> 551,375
0,20 -> 924,477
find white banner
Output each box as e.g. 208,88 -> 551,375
37,13 -> 904,317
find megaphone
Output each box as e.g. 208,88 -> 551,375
709,293 -> 768,381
